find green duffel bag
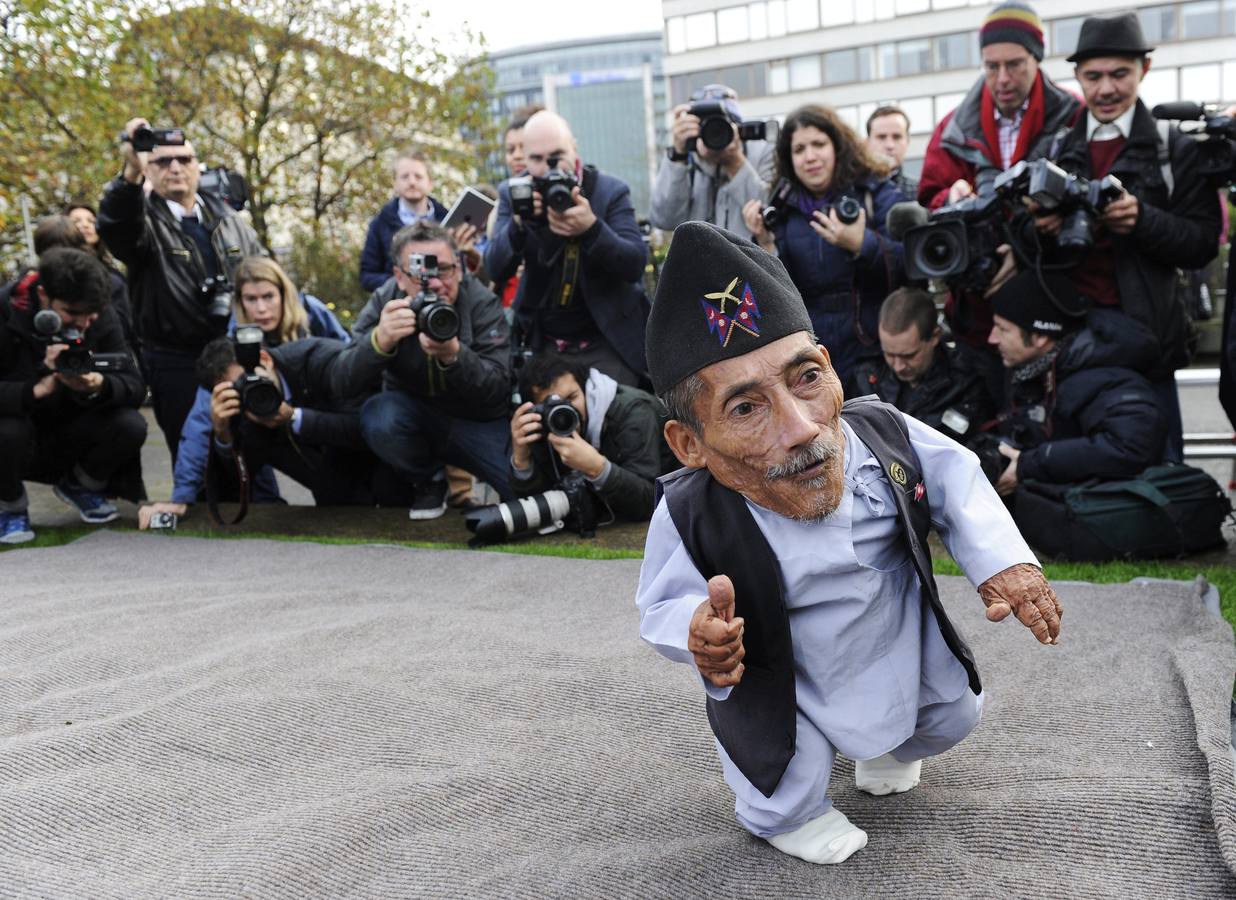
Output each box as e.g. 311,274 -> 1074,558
1012,464 -> 1233,562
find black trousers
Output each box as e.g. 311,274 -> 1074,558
145,345 -> 202,464
231,424 -> 381,506
0,407 -> 147,505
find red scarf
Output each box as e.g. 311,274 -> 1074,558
979,71 -> 1046,168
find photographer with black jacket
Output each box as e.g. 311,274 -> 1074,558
0,248 -> 146,543
345,222 -> 515,519
509,353 -> 671,522
98,116 -> 266,464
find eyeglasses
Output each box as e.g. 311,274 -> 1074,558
150,155 -> 197,169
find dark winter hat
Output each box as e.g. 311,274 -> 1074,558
980,2 -> 1045,61
1066,13 -> 1154,64
647,222 -> 812,396
990,270 -> 1088,336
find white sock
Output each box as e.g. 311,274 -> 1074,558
765,807 -> 868,865
855,752 -> 922,796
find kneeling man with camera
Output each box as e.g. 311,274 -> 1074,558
0,247 -> 146,542
508,353 -> 669,523
636,222 -> 1062,865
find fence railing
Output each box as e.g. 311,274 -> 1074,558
1178,368 -> 1236,490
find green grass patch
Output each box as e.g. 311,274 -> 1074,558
0,525 -> 96,553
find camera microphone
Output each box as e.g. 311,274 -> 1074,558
33,309 -> 63,337
1152,101 -> 1207,121
887,201 -> 930,241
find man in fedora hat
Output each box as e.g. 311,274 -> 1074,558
635,221 -> 1062,865
1029,12 -> 1221,462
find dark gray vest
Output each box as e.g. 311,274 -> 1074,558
658,396 -> 982,797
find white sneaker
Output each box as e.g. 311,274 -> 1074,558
855,752 -> 922,796
766,807 -> 868,864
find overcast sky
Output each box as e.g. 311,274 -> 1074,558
415,0 -> 666,55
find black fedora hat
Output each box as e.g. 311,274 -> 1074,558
1067,13 -> 1154,63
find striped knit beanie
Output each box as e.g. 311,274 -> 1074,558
980,2 -> 1045,61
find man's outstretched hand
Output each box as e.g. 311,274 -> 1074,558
978,563 -> 1062,645
688,575 -> 746,687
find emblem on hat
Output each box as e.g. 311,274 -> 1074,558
889,462 -> 908,485
701,276 -> 762,347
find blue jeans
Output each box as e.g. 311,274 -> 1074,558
360,392 -> 514,500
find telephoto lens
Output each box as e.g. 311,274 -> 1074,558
464,491 -> 572,543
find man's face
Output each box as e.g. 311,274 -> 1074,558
531,373 -> 588,431
504,127 -> 527,176
879,324 -> 939,384
394,157 -> 432,205
988,314 -> 1050,367
394,240 -> 460,303
523,126 -> 577,179
867,114 -> 910,168
147,141 -> 200,205
44,295 -> 99,333
239,278 -> 283,334
981,43 -> 1039,116
669,333 -> 847,522
1077,56 -> 1148,124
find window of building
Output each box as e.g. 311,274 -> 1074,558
1140,67 -> 1179,109
684,12 -> 717,50
857,47 -> 875,82
1181,62 -> 1221,99
935,31 -> 974,70
749,2 -> 769,40
1139,5 -> 1179,43
1182,1 -> 1221,38
878,42 -> 897,78
769,60 -> 790,94
897,39 -> 931,76
836,106 -> 861,131
935,91 -> 966,120
1053,16 -> 1085,57
789,54 -> 822,90
824,48 -> 858,84
787,0 -> 819,32
1225,60 -> 1236,98
895,0 -> 930,13
718,6 -> 749,44
819,0 -> 854,27
768,0 -> 788,37
1226,2 -> 1236,33
896,97 -> 932,134
932,0 -> 969,8
875,0 -> 895,18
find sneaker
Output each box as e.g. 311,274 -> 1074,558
54,479 -> 119,524
408,477 -> 449,521
0,511 -> 35,545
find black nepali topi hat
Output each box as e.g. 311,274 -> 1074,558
1067,13 -> 1154,63
990,269 -> 1088,336
646,222 -> 813,396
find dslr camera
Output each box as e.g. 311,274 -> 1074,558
200,274 -> 234,335
509,157 -> 579,220
532,394 -> 581,438
231,325 -> 282,419
119,126 -> 186,153
464,469 -> 600,545
1153,101 -> 1236,187
762,179 -> 862,230
687,99 -> 772,152
997,158 -> 1124,251
32,310 -> 130,376
404,253 -> 461,342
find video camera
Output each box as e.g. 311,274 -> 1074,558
32,309 -> 131,376
903,193 -> 1007,292
231,325 -> 282,418
118,125 -> 186,153
1152,101 -> 1236,187
996,158 -> 1123,251
199,166 -> 250,212
687,99 -> 772,152
404,253 -> 460,342
508,158 -> 579,220
464,469 -> 600,545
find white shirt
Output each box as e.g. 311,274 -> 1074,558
635,415 -> 1038,760
163,195 -> 204,221
1087,106 -> 1137,143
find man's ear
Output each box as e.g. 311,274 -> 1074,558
664,420 -> 707,469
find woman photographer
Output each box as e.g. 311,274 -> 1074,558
138,256 -> 350,527
742,104 -> 905,384
65,204 -> 136,351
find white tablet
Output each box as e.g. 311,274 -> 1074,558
441,187 -> 497,230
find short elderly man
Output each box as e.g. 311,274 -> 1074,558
635,222 -> 1061,865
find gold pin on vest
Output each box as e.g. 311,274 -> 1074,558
889,462 -> 908,486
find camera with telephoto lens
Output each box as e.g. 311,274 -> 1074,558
119,126 -> 186,153
996,158 -> 1124,251
231,325 -> 282,419
32,309 -> 131,376
532,394 -> 581,438
404,253 -> 460,342
902,193 -> 1007,293
463,470 -> 599,545
1153,101 -> 1236,187
200,274 -> 234,335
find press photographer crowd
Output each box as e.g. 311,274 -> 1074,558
2,6 -> 1234,557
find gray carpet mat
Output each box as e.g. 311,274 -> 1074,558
1,532 -> 1233,898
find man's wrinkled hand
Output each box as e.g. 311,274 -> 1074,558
978,562 -> 1062,645
687,575 -> 746,688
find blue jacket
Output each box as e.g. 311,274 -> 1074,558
171,295 -> 349,504
484,168 -> 649,377
359,196 -> 448,292
772,177 -> 904,385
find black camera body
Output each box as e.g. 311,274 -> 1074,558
231,325 -> 282,419
903,193 -> 1006,292
463,470 -> 599,545
31,309 -> 130,376
403,253 -> 460,342
1152,101 -> 1236,186
508,164 -> 580,220
762,177 -> 794,229
200,274 -> 234,335
120,126 -> 186,153
687,100 -> 770,152
532,394 -> 581,438
199,166 -> 250,212
998,159 -> 1123,251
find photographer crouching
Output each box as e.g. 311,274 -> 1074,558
0,248 -> 146,543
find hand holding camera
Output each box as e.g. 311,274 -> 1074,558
741,199 -> 775,251
811,203 -> 866,254
374,297 -> 418,354
510,401 -> 543,470
547,430 -> 605,480
547,186 -> 596,238
1099,191 -> 1139,235
119,117 -> 151,183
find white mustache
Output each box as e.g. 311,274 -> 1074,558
765,438 -> 839,481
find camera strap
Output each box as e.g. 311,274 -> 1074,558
557,242 -> 582,307
205,430 -> 251,526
